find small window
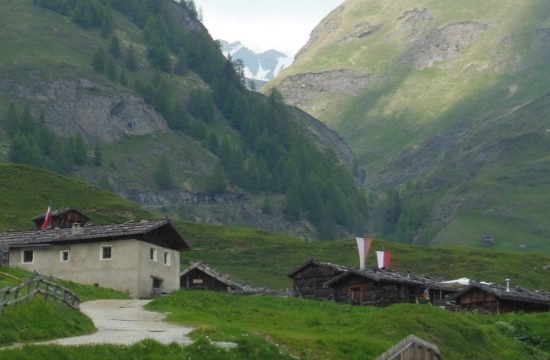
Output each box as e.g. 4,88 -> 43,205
163,251 -> 170,266
192,279 -> 203,285
60,250 -> 70,263
150,247 -> 157,262
22,250 -> 34,264
100,245 -> 112,260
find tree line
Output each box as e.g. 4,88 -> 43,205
3,105 -> 100,174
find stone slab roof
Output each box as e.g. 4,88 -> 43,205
0,219 -> 190,251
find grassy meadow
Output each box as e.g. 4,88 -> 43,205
146,291 -> 550,360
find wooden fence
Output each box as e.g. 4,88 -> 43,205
0,276 -> 80,313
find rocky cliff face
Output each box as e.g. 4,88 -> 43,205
1,70 -> 168,143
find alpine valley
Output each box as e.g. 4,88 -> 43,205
0,0 -> 367,240
270,0 -> 550,251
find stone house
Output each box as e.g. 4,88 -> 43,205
0,218 -> 190,298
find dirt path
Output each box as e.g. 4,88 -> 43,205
42,299 -> 194,346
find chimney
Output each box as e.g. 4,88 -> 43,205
71,223 -> 83,235
505,278 -> 511,292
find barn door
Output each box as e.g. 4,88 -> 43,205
350,287 -> 361,305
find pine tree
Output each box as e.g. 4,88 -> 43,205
108,35 -> 121,58
124,45 -> 138,71
154,156 -> 174,189
91,48 -> 106,73
93,142 -> 103,166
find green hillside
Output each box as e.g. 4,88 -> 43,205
0,0 -> 367,240
0,163 -> 150,231
271,0 -> 550,250
180,221 -> 550,290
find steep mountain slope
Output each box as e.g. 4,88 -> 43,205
0,0 -> 367,240
219,40 -> 293,85
270,0 -> 550,250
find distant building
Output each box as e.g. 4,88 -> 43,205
324,268 -> 458,307
288,259 -> 350,301
180,262 -> 245,293
481,235 -> 496,247
454,281 -> 550,313
0,212 -> 190,298
32,208 -> 90,230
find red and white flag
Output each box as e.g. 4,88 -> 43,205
356,237 -> 373,270
40,206 -> 52,230
376,250 -> 392,269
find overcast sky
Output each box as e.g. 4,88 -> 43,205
193,0 -> 345,56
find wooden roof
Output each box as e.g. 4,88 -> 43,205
324,268 -> 448,288
0,219 -> 190,251
180,262 -> 246,290
288,259 -> 351,278
454,281 -> 550,306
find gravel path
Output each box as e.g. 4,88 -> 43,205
41,299 -> 194,346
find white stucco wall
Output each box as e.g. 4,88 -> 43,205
9,239 -> 181,298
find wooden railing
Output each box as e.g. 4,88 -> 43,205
0,276 -> 80,313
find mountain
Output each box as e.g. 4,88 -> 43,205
0,0 -> 367,240
219,40 -> 293,86
270,0 -> 550,251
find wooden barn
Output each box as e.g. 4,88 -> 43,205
454,281 -> 550,313
288,259 -> 350,301
324,268 -> 458,307
180,262 -> 245,293
32,208 -> 90,230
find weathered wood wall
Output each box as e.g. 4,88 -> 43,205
458,288 -> 549,313
180,268 -> 233,293
292,265 -> 344,301
332,276 -> 416,307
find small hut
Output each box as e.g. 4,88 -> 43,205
454,281 -> 550,313
376,335 -> 443,360
32,208 -> 90,229
180,262 -> 245,293
288,259 -> 350,301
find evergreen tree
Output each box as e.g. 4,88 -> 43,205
70,134 -> 88,166
154,156 -> 173,189
204,164 -> 226,194
119,69 -> 128,86
93,142 -> 103,166
124,45 -> 138,70
105,57 -> 118,81
91,48 -> 106,73
108,35 -> 121,58
174,47 -> 188,75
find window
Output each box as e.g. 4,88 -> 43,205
100,245 -> 112,260
60,250 -> 70,263
22,250 -> 34,264
150,247 -> 157,262
163,251 -> 170,266
192,279 -> 203,285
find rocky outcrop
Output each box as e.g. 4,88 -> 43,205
338,22 -> 381,43
291,108 -> 357,168
398,8 -> 433,39
414,21 -> 488,69
123,189 -> 318,239
2,71 -> 168,143
277,70 -> 375,111
295,4 -> 345,60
